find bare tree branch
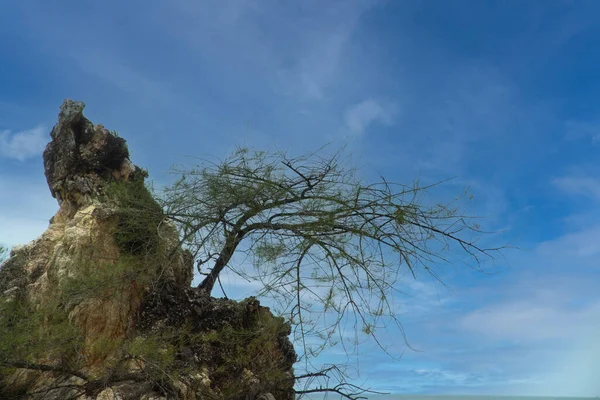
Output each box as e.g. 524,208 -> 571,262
160,145 -> 506,396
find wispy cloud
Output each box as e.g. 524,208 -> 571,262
344,98 -> 398,134
458,289 -> 600,397
161,0 -> 379,100
553,175 -> 600,200
460,297 -> 600,342
73,52 -> 175,105
294,32 -> 348,100
459,221 -> 600,341
537,223 -> 600,262
273,1 -> 380,100
0,126 -> 47,161
440,222 -> 600,396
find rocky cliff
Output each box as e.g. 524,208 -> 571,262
0,100 -> 296,400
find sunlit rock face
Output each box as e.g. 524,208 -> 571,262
0,100 -> 296,400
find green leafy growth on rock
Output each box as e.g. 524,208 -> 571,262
105,172 -> 164,256
58,256 -> 149,306
0,247 -> 84,376
205,310 -> 292,398
0,293 -> 85,373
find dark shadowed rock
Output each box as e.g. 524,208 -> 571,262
43,99 -> 134,204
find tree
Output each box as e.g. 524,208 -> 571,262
161,146 -> 503,398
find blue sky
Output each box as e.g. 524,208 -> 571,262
1,0 -> 600,396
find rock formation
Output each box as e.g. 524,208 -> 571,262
0,100 -> 296,399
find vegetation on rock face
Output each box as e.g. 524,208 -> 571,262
0,99 -> 297,399
0,170 -> 296,399
131,292 -> 296,399
210,306 -> 293,393
0,291 -> 84,368
59,257 -> 148,306
0,247 -> 25,295
0,247 -> 87,383
0,271 -> 87,399
0,172 -> 169,382
105,169 -> 164,256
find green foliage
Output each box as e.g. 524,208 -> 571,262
0,242 -> 83,381
0,176 -> 170,387
124,335 -> 177,379
254,240 -> 287,263
0,294 -> 84,371
87,337 -> 122,364
0,246 -> 25,294
114,299 -> 293,398
0,244 -> 84,373
1,174 -> 205,396
105,178 -> 164,256
59,256 -> 150,306
198,311 -> 291,397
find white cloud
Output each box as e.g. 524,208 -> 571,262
453,280 -> 600,396
202,267 -> 264,300
446,223 -> 600,396
413,367 -> 468,381
0,126 -> 47,161
163,0 -> 379,100
536,224 -> 600,259
274,1 -> 379,100
344,99 -> 398,134
459,224 -> 600,343
293,31 -> 351,100
460,299 -> 600,342
553,175 -> 600,200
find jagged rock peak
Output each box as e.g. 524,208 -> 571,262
43,99 -> 136,205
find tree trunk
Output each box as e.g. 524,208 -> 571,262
197,231 -> 243,294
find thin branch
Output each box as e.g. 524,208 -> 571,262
1,361 -> 89,381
